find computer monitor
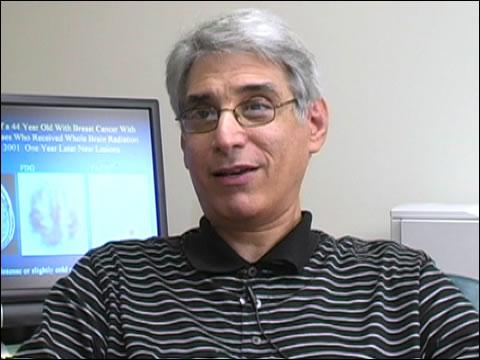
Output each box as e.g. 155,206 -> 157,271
1,94 -> 168,329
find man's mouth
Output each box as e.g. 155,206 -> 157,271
212,165 -> 259,178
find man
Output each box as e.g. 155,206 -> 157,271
15,8 -> 479,359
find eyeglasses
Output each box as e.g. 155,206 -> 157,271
177,97 -> 297,134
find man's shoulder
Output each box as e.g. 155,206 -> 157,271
85,235 -> 185,263
311,230 -> 431,266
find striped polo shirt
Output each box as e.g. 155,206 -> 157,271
15,212 -> 479,359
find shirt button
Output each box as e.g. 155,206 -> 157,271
238,268 -> 247,277
255,298 -> 262,309
252,336 -> 262,345
239,297 -> 246,306
247,266 -> 258,277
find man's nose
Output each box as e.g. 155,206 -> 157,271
211,110 -> 247,152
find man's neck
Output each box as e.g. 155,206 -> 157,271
213,206 -> 302,263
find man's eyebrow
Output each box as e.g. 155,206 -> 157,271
185,93 -> 213,106
185,83 -> 282,106
233,83 -> 281,97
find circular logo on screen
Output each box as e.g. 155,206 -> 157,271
1,183 -> 16,251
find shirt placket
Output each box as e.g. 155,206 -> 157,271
238,265 -> 268,358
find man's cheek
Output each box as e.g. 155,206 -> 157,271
182,143 -> 197,170
183,151 -> 190,169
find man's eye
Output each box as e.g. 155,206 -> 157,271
247,103 -> 265,111
189,108 -> 217,121
241,99 -> 274,118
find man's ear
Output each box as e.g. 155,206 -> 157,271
307,97 -> 329,154
180,133 -> 189,169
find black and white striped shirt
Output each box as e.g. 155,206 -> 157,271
15,212 -> 479,358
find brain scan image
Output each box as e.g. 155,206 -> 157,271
18,173 -> 88,256
29,185 -> 80,246
1,183 -> 16,251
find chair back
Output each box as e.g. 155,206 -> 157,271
448,274 -> 479,312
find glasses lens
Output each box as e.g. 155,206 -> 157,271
182,107 -> 218,133
237,97 -> 274,126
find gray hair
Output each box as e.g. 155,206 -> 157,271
166,8 -> 323,120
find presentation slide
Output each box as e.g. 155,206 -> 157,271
1,105 -> 159,289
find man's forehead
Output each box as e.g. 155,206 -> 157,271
184,52 -> 290,100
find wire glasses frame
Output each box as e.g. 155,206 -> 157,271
177,98 -> 297,134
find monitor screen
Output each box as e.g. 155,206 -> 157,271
1,94 -> 168,328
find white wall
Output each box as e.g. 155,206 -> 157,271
2,1 -> 478,239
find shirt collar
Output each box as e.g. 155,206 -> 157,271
182,211 -> 317,275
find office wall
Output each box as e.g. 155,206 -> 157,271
2,1 -> 478,239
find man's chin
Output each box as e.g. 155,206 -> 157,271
205,201 -> 264,226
